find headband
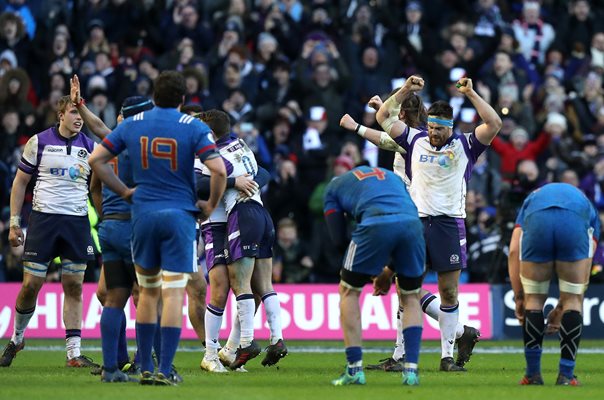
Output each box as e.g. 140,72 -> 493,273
427,116 -> 453,128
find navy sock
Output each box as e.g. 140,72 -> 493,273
159,327 -> 181,377
153,317 -> 162,361
135,322 -> 156,373
100,307 -> 122,372
117,310 -> 129,365
403,326 -> 422,366
559,310 -> 582,378
345,346 -> 363,375
523,310 -> 544,376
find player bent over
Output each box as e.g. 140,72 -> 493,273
324,166 -> 425,386
509,183 -> 599,386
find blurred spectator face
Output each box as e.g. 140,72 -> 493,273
7,77 -> 21,95
362,47 -> 378,69
546,49 -> 563,65
355,5 -> 372,25
523,2 -> 540,24
50,73 -> 66,92
49,89 -> 63,111
2,18 -> 18,40
279,159 -> 297,180
573,0 -> 590,21
181,5 -> 199,29
561,169 -> 579,187
179,43 -> 194,65
95,52 -> 111,72
494,52 -> 512,76
584,142 -> 598,157
340,141 -> 361,165
2,110 -> 19,134
53,33 -> 68,56
277,222 -> 298,248
312,7 -> 330,24
185,75 -> 200,94
499,32 -> 516,52
135,78 -> 151,96
91,92 -> 108,110
312,63 -> 331,88
257,35 -> 277,61
517,159 -> 539,181
405,7 -> 422,24
273,65 -> 290,86
229,0 -> 246,16
583,73 -> 602,100
228,90 -> 246,111
440,49 -> 458,69
592,33 -> 604,51
224,63 -> 242,88
479,0 -> 495,9
226,49 -> 246,69
273,119 -> 290,144
89,26 -> 105,44
510,128 -> 529,150
450,33 -> 467,55
500,117 -> 516,137
139,59 -> 158,78
449,20 -> 472,37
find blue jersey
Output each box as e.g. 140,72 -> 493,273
324,166 -> 418,223
102,108 -> 217,218
516,183 -> 600,240
102,152 -> 133,215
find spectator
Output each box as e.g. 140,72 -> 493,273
272,217 -> 313,283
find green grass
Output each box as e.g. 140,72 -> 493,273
1,340 -> 603,400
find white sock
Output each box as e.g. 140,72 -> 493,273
392,307 -> 405,361
439,304 -> 459,359
236,296 -> 255,347
262,292 -> 283,345
224,313 -> 240,352
421,292 -> 440,321
11,307 -> 35,345
455,323 -> 465,339
66,336 -> 81,359
205,304 -> 224,355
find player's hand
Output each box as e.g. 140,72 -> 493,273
121,188 -> 136,203
456,77 -> 473,94
9,226 -> 24,247
195,200 -> 214,221
372,268 -> 394,296
70,74 -> 81,105
404,75 -> 424,92
545,302 -> 563,335
514,296 -> 525,326
339,114 -> 357,131
368,95 -> 383,111
235,174 -> 259,197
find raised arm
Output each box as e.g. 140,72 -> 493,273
71,74 -> 111,139
457,77 -> 502,145
340,114 -> 406,154
376,75 -> 424,138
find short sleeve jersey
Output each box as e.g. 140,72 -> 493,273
102,108 -> 217,218
19,127 -> 95,216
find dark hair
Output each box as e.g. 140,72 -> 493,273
427,100 -> 453,119
153,71 -> 186,108
180,104 -> 203,115
198,109 -> 231,139
400,91 -> 427,128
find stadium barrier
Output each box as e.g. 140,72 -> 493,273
0,283 -> 493,340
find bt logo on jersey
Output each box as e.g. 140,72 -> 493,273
419,150 -> 455,169
50,164 -> 86,180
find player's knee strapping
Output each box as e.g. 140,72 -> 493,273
558,279 -> 586,295
520,275 -> 550,294
136,270 -> 162,288
398,275 -> 423,294
162,271 -> 190,289
23,261 -> 49,278
62,262 -> 87,275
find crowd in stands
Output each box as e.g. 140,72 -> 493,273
2,0 -> 604,284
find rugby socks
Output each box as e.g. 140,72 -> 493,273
205,304 -> 224,355
65,329 -> 82,359
236,294 -> 255,348
11,306 -> 35,345
224,313 -> 241,352
345,346 -> 363,375
100,307 -> 122,371
392,306 -> 405,361
136,322 -> 156,373
403,326 -> 422,370
262,292 -> 283,345
439,303 -> 459,359
421,293 -> 466,339
153,316 -> 162,360
159,326 -> 181,377
523,310 -> 544,377
558,310 -> 582,379
117,312 -> 129,365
